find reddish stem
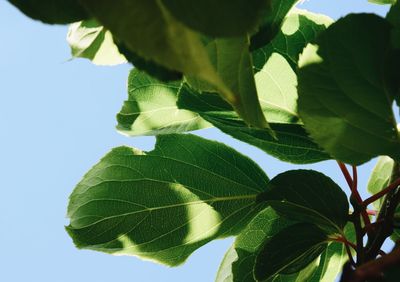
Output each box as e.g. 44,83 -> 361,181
366,210 -> 377,216
363,177 -> 400,207
331,236 -> 356,266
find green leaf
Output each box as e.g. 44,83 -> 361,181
259,170 -> 349,232
78,0 -> 268,127
254,223 -> 328,281
116,42 -> 182,82
67,19 -> 126,66
250,0 -> 298,51
162,0 -> 270,37
8,0 -> 88,24
369,0 -> 397,4
66,134 -> 269,266
216,208 -> 355,282
367,156 -> 395,210
298,14 -> 400,165
116,69 -> 210,136
187,36 -> 269,128
252,8 -> 333,72
178,54 -> 330,164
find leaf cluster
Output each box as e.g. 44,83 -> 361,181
8,0 -> 400,281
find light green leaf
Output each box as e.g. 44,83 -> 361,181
78,0 -> 268,127
67,19 -> 126,66
298,14 -> 400,165
367,156 -> 395,210
259,170 -> 349,233
162,0 -> 270,37
252,8 -> 333,72
8,0 -> 88,24
67,134 -> 269,266
250,0 -> 298,51
216,208 -> 355,282
178,55 -> 330,164
254,223 -> 328,281
116,69 -> 210,136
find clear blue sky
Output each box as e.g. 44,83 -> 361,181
0,1 -> 391,282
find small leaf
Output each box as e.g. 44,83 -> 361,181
250,0 -> 298,51
162,0 -> 270,37
254,223 -> 328,281
8,0 -> 88,24
367,156 -> 395,210
67,20 -> 126,66
67,134 -> 269,266
259,170 -> 349,232
116,69 -> 210,136
298,14 -> 400,165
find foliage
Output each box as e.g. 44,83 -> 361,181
8,0 -> 400,281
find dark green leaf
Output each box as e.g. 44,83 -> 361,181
186,36 -> 269,128
162,0 -> 270,37
254,223 -> 328,281
216,208 -> 354,282
259,170 -> 349,232
116,42 -> 182,82
116,69 -> 210,136
298,14 -> 400,165
67,134 -> 269,266
250,0 -> 298,51
252,9 -> 332,72
78,0 -> 268,127
8,0 -> 88,24
67,19 -> 126,66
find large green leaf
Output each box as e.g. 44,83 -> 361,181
250,0 -> 298,51
162,0 -> 270,37
216,207 -> 354,282
367,156 -> 395,210
78,0 -> 267,127
8,0 -> 88,24
254,223 -> 328,281
252,9 -> 333,72
67,19 -> 126,66
116,69 -> 210,136
67,134 -> 269,266
259,170 -> 349,233
298,14 -> 400,165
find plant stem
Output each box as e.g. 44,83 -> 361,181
341,245 -> 400,282
363,177 -> 400,207
330,236 -> 356,266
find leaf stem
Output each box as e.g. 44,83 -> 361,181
363,177 -> 400,207
330,236 -> 356,266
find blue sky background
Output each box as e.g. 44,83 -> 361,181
0,1 -> 393,281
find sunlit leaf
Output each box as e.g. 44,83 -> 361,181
67,134 -> 268,266
117,69 -> 210,136
67,19 -> 126,66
